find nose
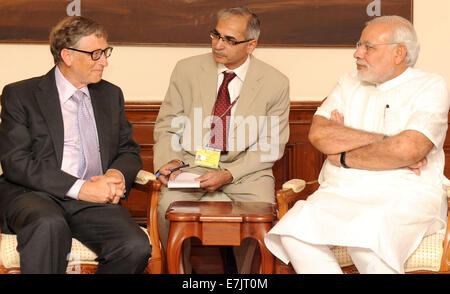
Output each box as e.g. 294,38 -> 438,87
214,37 -> 226,50
97,53 -> 108,67
353,47 -> 364,60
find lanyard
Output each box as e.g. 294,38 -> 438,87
210,95 -> 240,119
207,95 -> 240,150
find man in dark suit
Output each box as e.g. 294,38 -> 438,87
0,16 -> 151,274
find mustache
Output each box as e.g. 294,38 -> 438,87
356,60 -> 369,68
213,49 -> 226,57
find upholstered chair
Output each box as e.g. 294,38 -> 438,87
0,167 -> 163,274
275,179 -> 450,274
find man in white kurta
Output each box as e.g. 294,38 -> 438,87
265,16 -> 449,274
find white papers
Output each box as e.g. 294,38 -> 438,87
168,172 -> 201,188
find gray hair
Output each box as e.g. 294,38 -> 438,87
217,7 -> 260,40
366,15 -> 420,67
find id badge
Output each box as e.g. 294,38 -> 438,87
195,148 -> 220,168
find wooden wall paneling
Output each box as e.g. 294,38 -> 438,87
121,102 -> 159,223
272,143 -> 295,191
443,113 -> 450,177
295,143 -> 325,182
0,0 -> 412,46
125,101 -> 160,172
288,102 -> 325,182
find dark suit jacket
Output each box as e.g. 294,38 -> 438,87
0,67 -> 142,225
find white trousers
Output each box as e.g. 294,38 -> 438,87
279,236 -> 398,274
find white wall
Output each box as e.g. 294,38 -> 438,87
0,0 -> 448,102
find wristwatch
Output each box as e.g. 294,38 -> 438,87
340,152 -> 350,169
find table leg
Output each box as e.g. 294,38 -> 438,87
166,222 -> 199,274
242,222 -> 274,274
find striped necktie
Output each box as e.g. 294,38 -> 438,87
72,90 -> 102,180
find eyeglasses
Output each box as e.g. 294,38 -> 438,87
356,41 -> 401,53
209,30 -> 253,46
66,47 -> 113,61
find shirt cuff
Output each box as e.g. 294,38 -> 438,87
66,179 -> 85,200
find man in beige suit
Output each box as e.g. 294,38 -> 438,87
153,7 -> 290,272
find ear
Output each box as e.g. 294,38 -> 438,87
393,44 -> 407,65
60,48 -> 74,67
246,39 -> 258,55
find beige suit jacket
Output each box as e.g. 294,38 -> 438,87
154,53 -> 290,186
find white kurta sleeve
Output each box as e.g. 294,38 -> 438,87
404,75 -> 450,148
314,75 -> 347,119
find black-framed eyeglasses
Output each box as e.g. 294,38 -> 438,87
209,30 -> 253,46
66,47 -> 113,61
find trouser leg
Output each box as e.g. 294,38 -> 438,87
68,202 -> 151,274
158,187 -> 204,273
224,176 -> 275,274
280,236 -> 343,274
347,247 -> 398,274
4,192 -> 72,274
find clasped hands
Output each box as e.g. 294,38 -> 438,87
327,109 -> 427,175
78,169 -> 126,204
157,159 -> 233,192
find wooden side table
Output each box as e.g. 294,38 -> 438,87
165,201 -> 276,274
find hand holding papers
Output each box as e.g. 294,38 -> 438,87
155,163 -> 189,178
168,172 -> 201,188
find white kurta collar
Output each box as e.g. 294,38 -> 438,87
377,67 -> 412,91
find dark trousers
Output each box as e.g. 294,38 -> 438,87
3,191 -> 151,274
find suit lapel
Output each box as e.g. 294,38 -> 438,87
34,68 -> 111,172
232,56 -> 263,131
199,55 -> 218,116
88,83 -> 110,172
198,55 -> 219,138
35,67 -> 65,167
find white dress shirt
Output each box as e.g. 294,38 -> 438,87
216,55 -> 250,147
55,66 -> 100,199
